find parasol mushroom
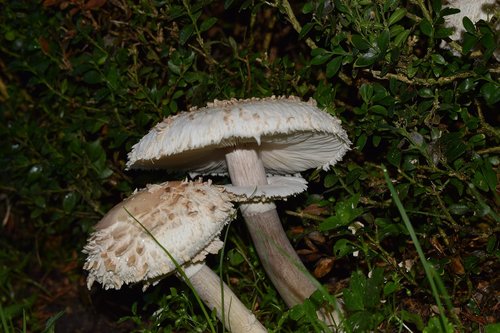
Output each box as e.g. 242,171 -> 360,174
83,180 -> 267,333
441,0 -> 499,60
126,96 -> 350,326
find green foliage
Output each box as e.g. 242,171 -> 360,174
1,0 -> 498,331
343,268 -> 385,331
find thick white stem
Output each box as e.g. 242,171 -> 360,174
185,263 -> 267,333
225,148 -> 343,328
225,148 -> 315,305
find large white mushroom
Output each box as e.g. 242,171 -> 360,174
83,180 -> 267,333
442,0 -> 499,60
127,96 -> 350,327
444,0 -> 497,42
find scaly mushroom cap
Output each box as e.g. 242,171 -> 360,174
126,96 -> 351,176
444,0 -> 497,41
83,180 -> 235,290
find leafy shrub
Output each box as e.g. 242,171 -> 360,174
0,0 -> 498,332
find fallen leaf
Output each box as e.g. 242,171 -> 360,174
314,257 -> 335,278
449,256 -> 465,275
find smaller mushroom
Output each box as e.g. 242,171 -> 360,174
83,180 -> 267,333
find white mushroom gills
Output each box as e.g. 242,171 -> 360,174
83,180 -> 267,333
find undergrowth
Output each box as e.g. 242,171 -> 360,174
0,0 -> 498,332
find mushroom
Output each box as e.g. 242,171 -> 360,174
83,180 -> 267,333
441,0 -> 499,60
126,96 -> 350,325
444,0 -> 497,42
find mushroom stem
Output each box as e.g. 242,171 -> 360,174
185,263 -> 267,333
240,202 -> 316,305
225,149 -> 320,306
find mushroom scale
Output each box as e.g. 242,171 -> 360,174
83,180 -> 235,290
126,96 -> 351,175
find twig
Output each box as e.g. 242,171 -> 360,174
477,146 -> 500,154
368,70 -> 475,86
475,99 -> 500,139
271,0 -> 318,50
1,194 -> 11,226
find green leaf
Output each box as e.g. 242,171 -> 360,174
481,33 -> 496,59
481,82 -> 500,106
434,27 -> 453,39
62,192 -> 78,212
432,0 -> 442,15
458,78 -> 477,93
324,173 -> 338,188
359,83 -> 373,103
344,272 -> 366,311
423,316 -> 454,333
448,203 -> 469,215
179,24 -> 194,45
370,105 -> 388,116
227,249 -> 244,265
383,281 -> 399,296
431,54 -> 447,65
441,7 -> 460,17
394,29 -> 410,47
356,133 -> 368,150
418,87 -> 434,98
302,2 -> 314,14
485,323 -> 500,333
333,239 -> 355,258
462,16 -> 475,34
319,194 -> 363,231
376,30 -> 390,53
326,56 -> 343,78
86,140 -> 105,162
399,310 -> 425,330
319,215 -> 342,231
388,8 -> 406,26
462,33 -> 478,54
387,145 -> 401,167
299,22 -> 315,40
354,49 -> 379,67
439,132 -> 466,162
351,34 -> 370,50
480,161 -> 497,192
420,19 -> 433,37
82,70 -> 102,84
168,60 -> 181,75
199,17 -> 217,32
311,53 -> 332,65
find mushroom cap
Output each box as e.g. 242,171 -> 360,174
444,0 -> 497,41
126,96 -> 351,176
83,180 -> 235,290
223,175 -> 308,202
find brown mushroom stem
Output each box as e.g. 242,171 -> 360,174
225,148 -> 322,306
185,263 -> 267,333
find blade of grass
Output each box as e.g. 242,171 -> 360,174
124,207 -> 217,333
0,304 -> 10,333
382,165 -> 456,331
218,220 -> 234,333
